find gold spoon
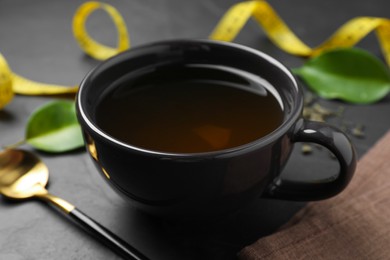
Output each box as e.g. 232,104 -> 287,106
0,148 -> 148,260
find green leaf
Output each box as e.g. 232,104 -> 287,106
293,48 -> 390,104
26,100 -> 84,153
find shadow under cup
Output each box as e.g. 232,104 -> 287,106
76,40 -> 356,220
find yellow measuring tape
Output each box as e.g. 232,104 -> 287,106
1,0 -> 390,109
0,53 -> 13,109
72,1 -> 130,60
0,1 -> 129,109
209,0 -> 390,65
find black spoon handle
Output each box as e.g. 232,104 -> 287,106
68,208 -> 149,260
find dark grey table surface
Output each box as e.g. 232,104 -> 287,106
1,0 -> 389,259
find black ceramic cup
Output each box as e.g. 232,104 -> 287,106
76,40 -> 356,220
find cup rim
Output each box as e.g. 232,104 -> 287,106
77,39 -> 302,158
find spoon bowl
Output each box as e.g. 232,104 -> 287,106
0,149 -> 48,199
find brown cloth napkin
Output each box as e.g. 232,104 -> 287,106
239,131 -> 390,260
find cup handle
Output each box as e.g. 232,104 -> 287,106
264,119 -> 357,201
